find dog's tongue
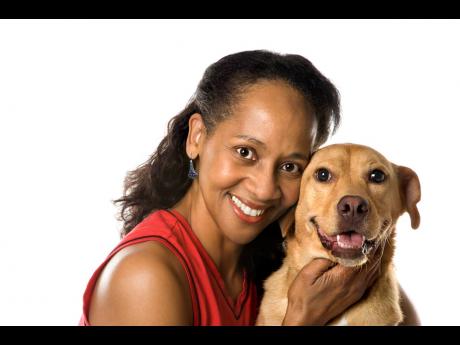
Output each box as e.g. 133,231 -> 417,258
337,232 -> 365,249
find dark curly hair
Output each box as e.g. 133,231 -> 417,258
112,50 -> 341,294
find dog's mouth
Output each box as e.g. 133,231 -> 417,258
311,218 -> 376,260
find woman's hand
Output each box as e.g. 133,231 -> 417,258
282,244 -> 384,326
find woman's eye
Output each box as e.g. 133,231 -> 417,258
281,162 -> 301,174
369,169 -> 386,183
236,147 -> 255,160
315,168 -> 331,182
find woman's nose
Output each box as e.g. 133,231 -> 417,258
248,168 -> 281,202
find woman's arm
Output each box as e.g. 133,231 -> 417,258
282,245 -> 383,326
88,242 -> 193,325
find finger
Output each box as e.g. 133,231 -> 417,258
366,262 -> 381,288
307,258 -> 336,272
370,242 -> 385,261
323,262 -> 359,283
362,257 -> 380,279
301,258 -> 336,283
366,243 -> 384,273
365,252 -> 382,287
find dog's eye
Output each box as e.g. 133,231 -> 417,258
369,169 -> 386,183
315,168 -> 331,182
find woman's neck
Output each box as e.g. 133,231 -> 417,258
172,183 -> 243,282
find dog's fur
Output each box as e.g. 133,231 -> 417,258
256,144 -> 421,326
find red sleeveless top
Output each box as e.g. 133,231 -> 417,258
79,209 -> 259,326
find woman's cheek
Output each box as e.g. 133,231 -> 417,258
282,179 -> 302,206
207,155 -> 242,188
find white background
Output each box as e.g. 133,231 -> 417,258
0,19 -> 459,325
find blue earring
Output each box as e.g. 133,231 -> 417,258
188,159 -> 198,179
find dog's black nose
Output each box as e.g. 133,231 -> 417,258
337,195 -> 369,222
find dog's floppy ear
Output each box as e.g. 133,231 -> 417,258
278,206 -> 296,238
396,165 -> 421,229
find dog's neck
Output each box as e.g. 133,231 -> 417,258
380,227 -> 397,270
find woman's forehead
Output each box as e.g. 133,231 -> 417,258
211,81 -> 315,152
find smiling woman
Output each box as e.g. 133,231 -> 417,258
178,80 -> 314,248
78,50 -> 416,326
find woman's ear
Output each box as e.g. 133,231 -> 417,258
397,165 -> 421,229
279,206 -> 296,238
186,113 -> 206,159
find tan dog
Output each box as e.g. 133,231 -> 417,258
256,143 -> 421,326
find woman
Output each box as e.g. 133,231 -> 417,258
80,50 -> 419,325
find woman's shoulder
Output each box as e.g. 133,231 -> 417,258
88,241 -> 193,325
104,241 -> 189,288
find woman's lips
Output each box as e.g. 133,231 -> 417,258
228,193 -> 267,224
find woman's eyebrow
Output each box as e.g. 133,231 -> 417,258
287,152 -> 309,161
235,134 -> 267,148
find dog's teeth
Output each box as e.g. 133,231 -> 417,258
337,233 -> 366,249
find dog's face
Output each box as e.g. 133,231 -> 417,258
280,143 -> 421,267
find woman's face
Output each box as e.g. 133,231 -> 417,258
192,80 -> 316,245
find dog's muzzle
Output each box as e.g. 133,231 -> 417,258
312,218 -> 375,260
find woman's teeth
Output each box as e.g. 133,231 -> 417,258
230,195 -> 265,217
